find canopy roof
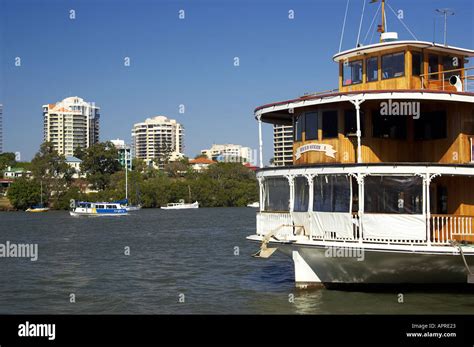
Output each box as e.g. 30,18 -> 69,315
333,40 -> 474,62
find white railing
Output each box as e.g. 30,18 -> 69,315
257,212 -> 474,246
256,212 -> 294,239
431,215 -> 474,245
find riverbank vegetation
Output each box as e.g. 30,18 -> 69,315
1,142 -> 258,210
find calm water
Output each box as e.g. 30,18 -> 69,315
0,207 -> 473,314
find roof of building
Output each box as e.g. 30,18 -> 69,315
66,156 -> 82,163
244,162 -> 258,171
5,167 -> 26,172
189,157 -> 216,165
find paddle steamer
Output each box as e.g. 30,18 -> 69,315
248,2 -> 474,287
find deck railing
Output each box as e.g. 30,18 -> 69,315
256,212 -> 294,239
431,214 -> 474,245
256,212 -> 474,245
420,66 -> 474,92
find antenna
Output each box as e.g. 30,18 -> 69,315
435,8 -> 454,46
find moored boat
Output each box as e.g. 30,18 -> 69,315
161,201 -> 199,210
247,202 -> 260,208
248,2 -> 474,288
26,206 -> 49,213
70,202 -> 128,216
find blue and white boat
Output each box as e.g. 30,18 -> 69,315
70,202 -> 128,217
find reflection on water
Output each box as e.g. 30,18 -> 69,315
0,208 -> 473,314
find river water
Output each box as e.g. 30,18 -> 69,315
0,207 -> 473,314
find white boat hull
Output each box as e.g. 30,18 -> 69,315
249,237 -> 474,285
69,211 -> 128,217
161,202 -> 199,210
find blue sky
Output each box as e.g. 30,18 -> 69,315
1,0 -> 473,162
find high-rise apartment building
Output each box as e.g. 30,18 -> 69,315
131,116 -> 184,167
43,96 -> 100,156
273,125 -> 293,166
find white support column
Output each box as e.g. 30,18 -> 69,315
285,174 -> 295,212
257,176 -> 265,212
257,114 -> 264,168
350,172 -> 367,243
305,174 -> 315,240
425,173 -> 431,246
349,99 -> 365,164
292,251 -> 322,288
424,173 -> 441,246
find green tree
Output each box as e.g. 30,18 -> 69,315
0,152 -> 16,171
30,142 -> 73,207
80,141 -> 122,190
7,178 -> 41,210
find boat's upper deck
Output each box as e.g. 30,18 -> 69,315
254,39 -> 474,167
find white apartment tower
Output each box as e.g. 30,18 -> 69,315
131,116 -> 184,166
273,125 -> 293,166
43,97 -> 100,156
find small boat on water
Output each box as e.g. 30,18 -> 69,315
26,205 -> 49,213
247,202 -> 259,208
161,200 -> 199,210
70,202 -> 128,217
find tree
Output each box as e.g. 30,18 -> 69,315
30,142 -> 73,207
0,152 -> 16,171
80,141 -> 122,190
154,142 -> 173,168
73,146 -> 86,160
7,178 -> 41,210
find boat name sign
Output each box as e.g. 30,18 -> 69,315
295,143 -> 337,159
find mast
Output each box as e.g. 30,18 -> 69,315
40,181 -> 43,205
380,0 -> 385,42
125,149 -> 128,201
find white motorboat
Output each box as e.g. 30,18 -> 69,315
161,201 -> 199,210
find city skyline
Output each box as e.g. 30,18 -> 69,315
1,0 -> 473,162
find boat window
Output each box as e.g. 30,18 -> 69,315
96,205 -> 104,209
412,52 -> 422,76
381,52 -> 405,79
264,177 -> 290,212
366,57 -> 378,82
414,111 -> 447,140
106,205 -> 115,209
372,110 -> 407,139
294,114 -> 304,141
294,177 -> 309,212
313,175 -> 351,212
428,55 -> 439,80
344,109 -> 365,136
304,112 -> 318,140
442,55 -> 459,79
86,204 -> 91,208
322,110 -> 338,138
342,60 -> 363,86
364,176 -> 423,214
